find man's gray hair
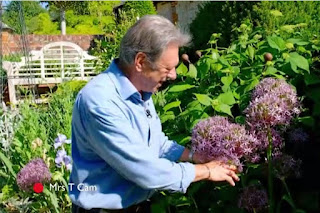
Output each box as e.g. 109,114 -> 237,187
119,15 -> 191,69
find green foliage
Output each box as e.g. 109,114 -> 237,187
30,13 -> 60,35
153,19 -> 320,212
0,80 -> 86,211
253,1 -> 320,41
2,53 -> 23,62
189,2 -> 256,49
3,1 -> 46,34
90,9 -> 140,70
123,0 -> 156,17
46,1 -> 119,35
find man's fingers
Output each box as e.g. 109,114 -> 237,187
224,174 -> 235,186
229,170 -> 240,182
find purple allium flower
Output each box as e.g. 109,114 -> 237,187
252,77 -> 297,101
250,128 -> 284,153
238,186 -> 268,212
55,149 -> 72,171
245,78 -> 300,129
16,158 -> 51,191
191,116 -> 260,172
288,128 -> 309,143
54,134 -> 71,149
273,154 -> 302,179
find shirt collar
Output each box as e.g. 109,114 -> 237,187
106,59 -> 152,101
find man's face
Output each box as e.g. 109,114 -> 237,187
140,43 -> 179,93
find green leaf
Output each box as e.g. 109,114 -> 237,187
235,115 -> 246,124
43,188 -> 59,213
0,150 -> 16,178
298,116 -> 315,127
282,194 -> 295,208
218,57 -> 230,66
287,38 -> 309,46
246,45 -> 255,61
264,67 -> 278,75
267,36 -> 286,51
289,52 -> 309,73
304,73 -> 320,85
168,84 -> 195,92
163,101 -> 181,112
214,103 -> 233,117
231,66 -> 240,77
194,94 -> 212,106
217,91 -> 236,105
244,78 -> 260,93
197,60 -> 210,79
176,63 -> 188,76
221,75 -> 233,86
187,64 -> 197,78
160,111 -> 175,123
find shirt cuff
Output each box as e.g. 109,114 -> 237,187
162,141 -> 185,162
179,162 -> 195,193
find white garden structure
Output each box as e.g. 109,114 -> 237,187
3,41 -> 98,104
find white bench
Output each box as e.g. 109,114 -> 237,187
3,41 -> 98,104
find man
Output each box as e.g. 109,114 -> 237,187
69,15 -> 239,213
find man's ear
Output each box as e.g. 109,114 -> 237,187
134,52 -> 146,73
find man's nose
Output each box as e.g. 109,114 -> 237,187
167,68 -> 177,81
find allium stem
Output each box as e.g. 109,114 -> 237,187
281,178 -> 296,210
267,127 -> 274,213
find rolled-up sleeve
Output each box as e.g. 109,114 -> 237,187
85,106 -> 195,193
158,133 -> 185,162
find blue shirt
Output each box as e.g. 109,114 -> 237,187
69,60 -> 195,210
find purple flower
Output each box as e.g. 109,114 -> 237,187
16,158 -> 51,191
250,128 -> 284,154
252,77 -> 297,101
245,78 -> 300,130
288,128 -> 309,143
273,154 -> 302,179
55,149 -> 72,171
54,134 -> 71,149
238,186 -> 268,212
191,116 -> 260,172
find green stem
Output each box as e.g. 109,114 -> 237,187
267,127 -> 274,213
281,178 -> 296,209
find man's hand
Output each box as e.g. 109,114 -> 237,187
193,161 -> 240,186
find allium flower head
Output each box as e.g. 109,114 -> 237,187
273,154 -> 302,179
288,128 -> 309,143
238,186 -> 268,212
245,78 -> 300,129
16,158 -> 51,191
191,116 -> 260,171
252,77 -> 297,101
250,128 -> 284,153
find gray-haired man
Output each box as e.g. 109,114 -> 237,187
69,15 -> 239,213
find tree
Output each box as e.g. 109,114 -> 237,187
122,0 -> 157,18
2,1 -> 46,34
